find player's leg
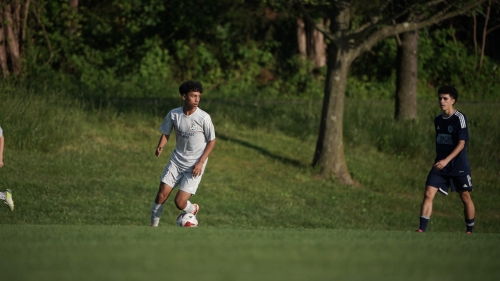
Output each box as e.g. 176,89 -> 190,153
174,190 -> 198,215
150,162 -> 180,227
174,166 -> 205,215
451,175 -> 475,233
418,185 -> 439,232
458,190 -> 475,234
150,182 -> 174,227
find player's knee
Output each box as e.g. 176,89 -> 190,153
459,191 -> 472,203
424,189 -> 435,200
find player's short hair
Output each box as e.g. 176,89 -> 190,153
438,85 -> 458,103
179,80 -> 203,95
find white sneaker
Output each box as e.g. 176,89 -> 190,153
4,189 -> 14,211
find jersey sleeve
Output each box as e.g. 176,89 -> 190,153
203,115 -> 216,142
159,111 -> 174,135
457,114 -> 469,141
0,126 -> 3,137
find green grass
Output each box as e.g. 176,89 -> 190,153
0,86 -> 499,231
1,84 -> 499,280
1,225 -> 499,281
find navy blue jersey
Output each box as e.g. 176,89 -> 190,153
434,110 -> 471,176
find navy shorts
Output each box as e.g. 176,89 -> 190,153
426,168 -> 473,195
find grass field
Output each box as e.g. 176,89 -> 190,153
0,85 -> 499,280
1,225 -> 500,281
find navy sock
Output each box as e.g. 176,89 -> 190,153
466,218 -> 475,233
419,216 -> 430,232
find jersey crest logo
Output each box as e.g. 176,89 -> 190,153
190,122 -> 198,131
448,126 -> 453,133
189,121 -> 198,132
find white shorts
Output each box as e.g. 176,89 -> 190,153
160,160 -> 207,194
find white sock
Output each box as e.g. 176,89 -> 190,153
150,202 -> 164,227
0,192 -> 5,200
183,201 -> 195,213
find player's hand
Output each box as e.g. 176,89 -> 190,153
192,162 -> 203,177
0,160 -> 3,168
155,147 -> 163,157
433,159 -> 449,170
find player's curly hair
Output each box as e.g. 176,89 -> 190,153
438,85 -> 458,103
179,80 -> 203,95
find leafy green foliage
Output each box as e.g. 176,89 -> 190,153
16,1 -> 499,101
418,27 -> 500,101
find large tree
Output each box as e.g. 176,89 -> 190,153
298,0 -> 487,184
0,0 -> 25,76
395,22 -> 418,121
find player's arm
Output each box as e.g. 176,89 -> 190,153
0,135 -> 4,168
192,138 -> 216,177
155,134 -> 169,157
434,140 -> 465,170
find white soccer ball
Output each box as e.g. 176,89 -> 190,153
176,213 -> 198,227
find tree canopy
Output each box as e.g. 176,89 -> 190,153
0,0 -> 496,101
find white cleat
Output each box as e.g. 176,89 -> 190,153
5,189 -> 14,211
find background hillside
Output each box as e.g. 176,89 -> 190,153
1,87 -> 498,232
0,0 -> 499,231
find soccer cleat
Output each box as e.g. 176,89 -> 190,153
150,218 -> 160,227
191,203 -> 199,216
4,189 -> 14,211
466,231 -> 472,235
415,229 -> 424,233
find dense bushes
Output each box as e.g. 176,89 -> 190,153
4,1 -> 499,101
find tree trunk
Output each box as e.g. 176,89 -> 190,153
479,0 -> 491,70
395,29 -> 418,120
3,2 -> 22,76
312,1 -> 354,185
69,0 -> 79,35
0,6 -> 9,76
297,18 -> 307,58
297,17 -> 326,68
308,19 -> 326,68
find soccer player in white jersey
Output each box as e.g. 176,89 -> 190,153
150,80 -> 216,227
417,86 -> 475,234
0,126 -> 14,211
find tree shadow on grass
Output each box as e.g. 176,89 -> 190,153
216,133 -> 308,169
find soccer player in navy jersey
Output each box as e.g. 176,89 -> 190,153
417,86 -> 475,234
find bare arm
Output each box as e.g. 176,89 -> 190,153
434,140 -> 465,170
0,135 -> 4,168
155,134 -> 169,157
192,138 -> 216,177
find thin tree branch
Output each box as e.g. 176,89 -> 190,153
393,20 -> 402,46
352,0 -> 392,34
426,0 -> 446,7
295,1 -> 335,42
486,23 -> 500,34
473,13 -> 478,55
31,1 -> 53,66
479,0 -> 491,69
356,0 -> 488,57
352,0 -> 424,40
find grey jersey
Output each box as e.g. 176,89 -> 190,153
159,107 -> 215,170
0,126 -> 2,137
